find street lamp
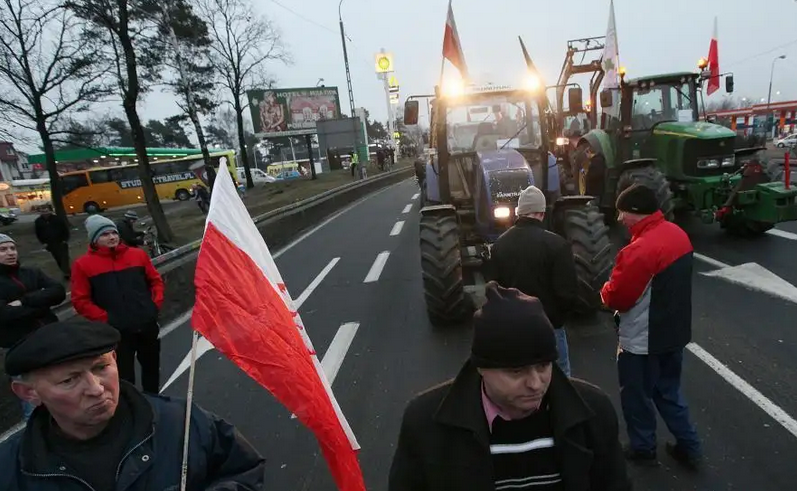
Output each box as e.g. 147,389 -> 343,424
766,54 -> 786,138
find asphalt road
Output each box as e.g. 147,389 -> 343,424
137,177 -> 797,490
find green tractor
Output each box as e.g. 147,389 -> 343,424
571,69 -> 797,234
404,75 -> 613,326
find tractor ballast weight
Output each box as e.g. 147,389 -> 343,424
405,75 -> 613,325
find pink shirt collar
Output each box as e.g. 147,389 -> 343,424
481,382 -> 511,432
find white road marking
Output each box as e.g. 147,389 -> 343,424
687,342 -> 797,439
767,228 -> 797,241
411,193 -> 419,200
160,259 -> 340,394
701,262 -> 797,305
364,252 -> 390,283
294,258 -> 340,309
694,252 -> 730,269
159,309 -> 194,339
291,322 -> 361,419
402,204 -> 412,214
390,221 -> 405,236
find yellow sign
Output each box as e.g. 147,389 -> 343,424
375,52 -> 394,73
388,75 -> 399,88
393,131 -> 401,139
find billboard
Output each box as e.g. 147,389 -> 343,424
248,87 -> 342,137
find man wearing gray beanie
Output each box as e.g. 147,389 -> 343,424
70,214 -> 164,393
389,282 -> 629,491
489,185 -> 578,376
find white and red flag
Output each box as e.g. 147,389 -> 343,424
191,163 -> 365,491
706,16 -> 720,96
442,0 -> 469,80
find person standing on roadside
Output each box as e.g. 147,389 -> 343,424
489,185 -> 578,376
389,282 -> 630,491
0,233 -> 66,419
115,210 -> 145,248
70,215 -> 165,394
34,204 -> 71,280
0,319 -> 266,491
600,183 -> 703,470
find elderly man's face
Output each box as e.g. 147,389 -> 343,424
480,362 -> 553,417
12,353 -> 120,436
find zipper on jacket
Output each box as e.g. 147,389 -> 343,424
20,469 -> 98,491
115,428 -> 155,482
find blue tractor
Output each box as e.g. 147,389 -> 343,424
405,82 -> 613,326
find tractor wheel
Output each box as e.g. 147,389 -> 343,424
419,212 -> 469,325
617,166 -> 675,221
561,204 -> 613,315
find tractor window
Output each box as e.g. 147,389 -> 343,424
445,95 -> 541,153
631,88 -> 665,130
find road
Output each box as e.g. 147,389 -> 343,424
115,178 -> 797,489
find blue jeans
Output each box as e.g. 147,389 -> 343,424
555,327 -> 571,377
617,348 -> 702,457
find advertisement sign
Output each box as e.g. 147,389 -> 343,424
248,87 -> 342,137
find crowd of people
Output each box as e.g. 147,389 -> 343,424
0,181 -> 703,489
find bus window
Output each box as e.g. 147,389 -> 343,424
61,173 -> 89,194
88,170 -> 112,184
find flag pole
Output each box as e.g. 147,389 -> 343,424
179,328 -> 200,491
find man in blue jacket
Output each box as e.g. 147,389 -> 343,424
0,319 -> 265,491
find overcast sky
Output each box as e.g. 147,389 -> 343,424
17,0 -> 797,152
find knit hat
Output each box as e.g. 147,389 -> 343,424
85,215 -> 118,244
515,185 -> 546,216
470,282 -> 558,369
124,210 -> 139,221
616,184 -> 659,215
0,233 -> 14,246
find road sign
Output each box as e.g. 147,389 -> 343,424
375,52 -> 394,74
389,93 -> 399,104
388,75 -> 399,88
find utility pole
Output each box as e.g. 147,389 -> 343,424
338,1 -> 355,117
766,55 -> 786,140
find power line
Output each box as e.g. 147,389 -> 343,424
265,0 -> 339,36
725,38 -> 797,68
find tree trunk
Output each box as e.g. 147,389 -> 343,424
37,122 -> 70,228
233,93 -> 254,189
188,104 -> 214,190
117,1 -> 173,242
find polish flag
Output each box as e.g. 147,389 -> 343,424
707,16 -> 720,96
191,164 -> 365,491
442,0 -> 469,80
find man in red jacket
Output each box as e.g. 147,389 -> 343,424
71,215 -> 165,394
600,184 -> 702,471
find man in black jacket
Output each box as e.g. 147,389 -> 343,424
1,319 -> 266,491
33,205 -> 71,280
489,185 -> 578,375
389,283 -> 630,491
115,210 -> 145,248
0,233 -> 67,419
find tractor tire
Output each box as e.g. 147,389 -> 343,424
561,204 -> 613,315
419,213 -> 469,325
720,214 -> 774,237
617,166 -> 675,221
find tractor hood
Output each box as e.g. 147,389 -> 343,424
653,121 -> 736,140
476,148 -> 530,171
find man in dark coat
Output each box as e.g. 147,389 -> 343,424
0,319 -> 266,491
489,185 -> 579,376
389,282 -> 630,491
34,204 -> 71,280
115,210 -> 145,248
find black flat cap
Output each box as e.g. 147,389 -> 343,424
616,183 -> 659,215
5,319 -> 121,376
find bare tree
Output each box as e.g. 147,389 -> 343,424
0,0 -> 110,223
195,0 -> 288,188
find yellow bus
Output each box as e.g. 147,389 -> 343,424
60,151 -> 236,214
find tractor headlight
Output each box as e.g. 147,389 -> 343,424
721,156 -> 735,167
697,159 -> 720,169
493,206 -> 511,219
556,137 -> 569,146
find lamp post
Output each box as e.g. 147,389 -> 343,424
339,0 -> 356,117
766,54 -> 786,139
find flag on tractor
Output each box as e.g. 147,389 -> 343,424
191,164 -> 365,491
602,0 -> 621,89
706,17 -> 720,96
442,0 -> 469,80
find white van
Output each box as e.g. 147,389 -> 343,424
236,167 -> 276,184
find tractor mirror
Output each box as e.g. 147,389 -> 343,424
568,88 -> 583,113
725,75 -> 734,94
404,100 -> 419,125
600,89 -> 613,108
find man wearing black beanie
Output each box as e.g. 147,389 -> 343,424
601,183 -> 703,470
389,282 -> 630,491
